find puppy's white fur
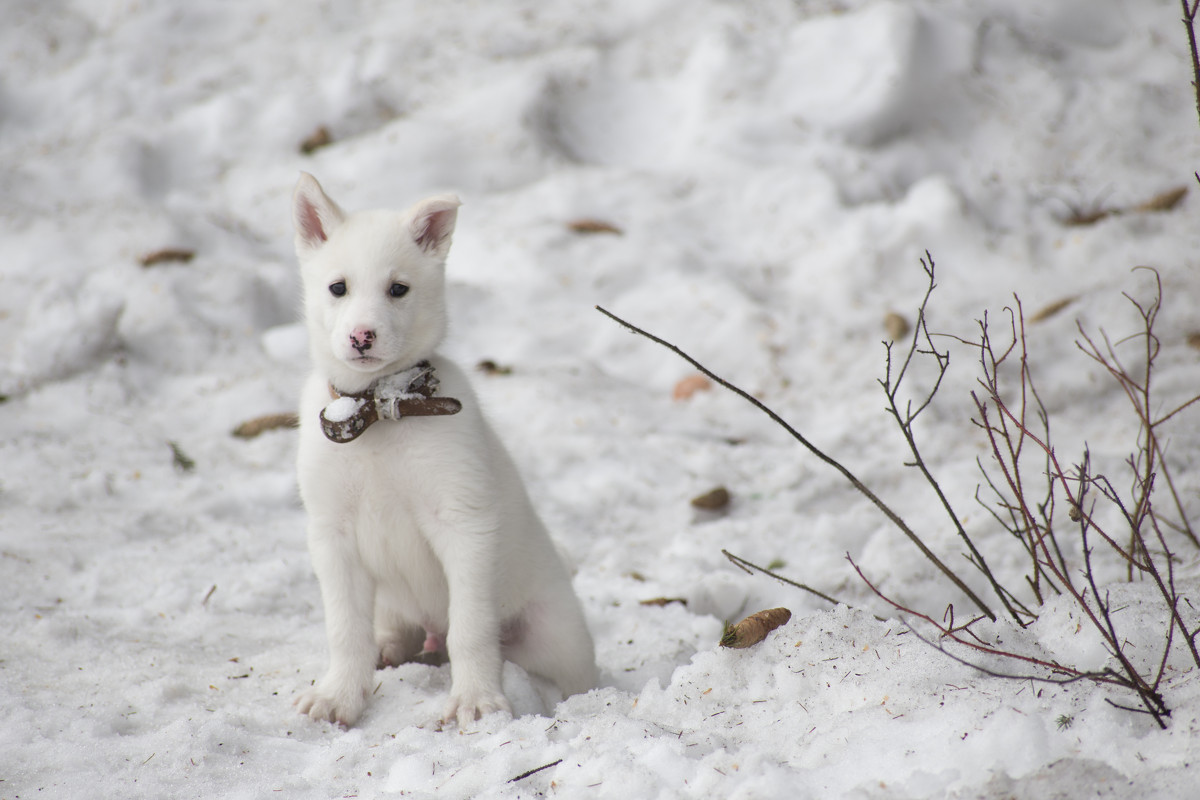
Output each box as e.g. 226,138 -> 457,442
292,173 -> 597,727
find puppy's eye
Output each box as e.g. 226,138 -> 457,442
389,283 -> 409,298
329,281 -> 347,297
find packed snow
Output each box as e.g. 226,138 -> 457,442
4,0 -> 1200,797
323,396 -> 365,424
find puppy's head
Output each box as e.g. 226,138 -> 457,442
292,173 -> 460,393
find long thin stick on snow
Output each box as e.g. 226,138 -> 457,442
508,759 -> 563,783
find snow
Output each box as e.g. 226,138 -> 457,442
323,396 -> 364,424
375,363 -> 434,403
4,0 -> 1200,797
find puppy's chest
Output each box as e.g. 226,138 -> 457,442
308,422 -> 437,502
312,431 -> 444,575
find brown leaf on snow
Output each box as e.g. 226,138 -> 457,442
567,218 -> 623,235
720,607 -> 792,649
1062,207 -> 1113,227
639,597 -> 688,607
673,374 -> 712,401
691,486 -> 731,510
1062,184 -> 1187,227
232,412 -> 300,438
883,311 -> 910,342
1028,296 -> 1078,323
300,125 -> 333,155
169,441 -> 196,472
140,248 -> 195,267
477,359 -> 514,376
1133,185 -> 1187,213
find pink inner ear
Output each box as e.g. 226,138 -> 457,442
413,208 -> 454,252
297,196 -> 327,244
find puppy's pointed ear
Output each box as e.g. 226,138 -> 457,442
409,195 -> 461,260
293,172 -> 345,254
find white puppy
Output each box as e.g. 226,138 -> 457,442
291,173 -> 597,727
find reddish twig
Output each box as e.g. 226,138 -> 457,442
881,256 -> 1019,623
1183,0 -> 1200,129
847,555 -> 1124,687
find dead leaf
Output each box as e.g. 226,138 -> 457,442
1062,185 -> 1187,227
232,412 -> 300,438
883,312 -> 910,341
477,359 -> 513,376
639,597 -> 688,607
1063,208 -> 1113,227
673,374 -> 712,401
1028,296 -> 1078,323
720,607 -> 792,649
1134,185 -> 1187,213
169,441 -> 195,472
140,248 -> 195,267
300,125 -> 333,155
567,219 -> 623,235
691,486 -> 731,510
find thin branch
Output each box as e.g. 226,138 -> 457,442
596,305 -> 997,621
881,256 -> 1019,623
508,760 -> 563,783
900,621 -> 1105,687
722,549 -> 845,608
850,554 -> 1169,728
1183,0 -> 1200,129
847,555 -> 1126,688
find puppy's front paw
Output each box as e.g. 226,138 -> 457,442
442,689 -> 512,728
295,679 -> 368,727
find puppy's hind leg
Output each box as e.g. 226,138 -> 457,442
505,583 -> 598,700
375,612 -> 425,669
375,597 -> 447,668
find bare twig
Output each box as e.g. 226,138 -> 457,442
967,302 -> 1071,601
1183,0 -> 1200,128
601,253 -> 1198,729
722,550 -> 844,608
1074,269 -> 1200,549
597,305 -> 997,621
964,271 -> 1200,726
881,256 -> 1021,623
849,554 -> 1169,728
899,620 -> 1104,687
508,759 -> 563,783
847,556 -> 1121,686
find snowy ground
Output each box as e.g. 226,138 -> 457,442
4,0 -> 1200,797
